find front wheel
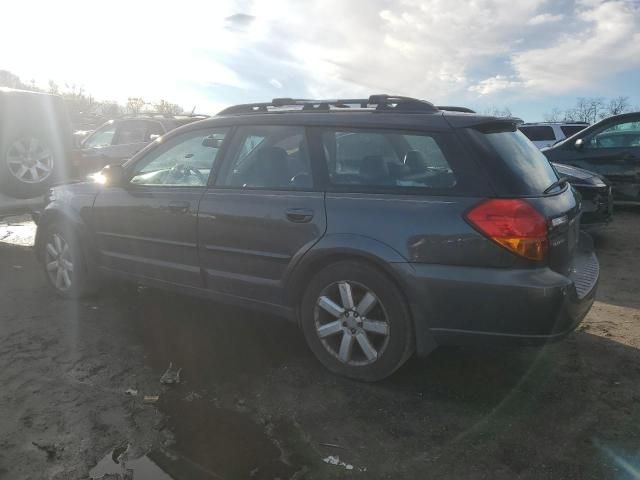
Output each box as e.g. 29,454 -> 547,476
41,225 -> 96,298
300,260 -> 414,381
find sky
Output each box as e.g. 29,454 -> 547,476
1,0 -> 639,121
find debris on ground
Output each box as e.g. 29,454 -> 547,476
322,455 -> 355,470
160,362 -> 182,385
184,391 -> 202,402
143,395 -> 160,404
319,442 -> 344,449
32,441 -> 64,460
124,388 -> 138,396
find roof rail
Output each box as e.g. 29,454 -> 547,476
218,95 -> 439,116
436,105 -> 476,113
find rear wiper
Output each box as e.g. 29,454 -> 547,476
543,176 -> 570,194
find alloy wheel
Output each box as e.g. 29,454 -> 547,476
314,280 -> 390,366
45,233 -> 74,291
6,137 -> 54,184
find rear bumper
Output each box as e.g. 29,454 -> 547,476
395,233 -> 598,354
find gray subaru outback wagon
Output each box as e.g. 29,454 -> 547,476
35,96 -> 599,381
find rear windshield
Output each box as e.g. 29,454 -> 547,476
519,125 -> 555,141
470,129 -> 559,195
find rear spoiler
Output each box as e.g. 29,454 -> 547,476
444,115 -> 519,133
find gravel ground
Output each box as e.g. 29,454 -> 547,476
0,210 -> 639,479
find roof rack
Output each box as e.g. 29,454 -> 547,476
217,95 -> 439,116
436,105 -> 476,113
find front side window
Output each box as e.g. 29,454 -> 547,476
217,126 -> 312,190
322,129 -> 456,189
83,122 -> 116,148
589,120 -> 640,149
130,128 -> 228,186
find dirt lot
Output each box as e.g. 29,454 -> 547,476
0,210 -> 639,479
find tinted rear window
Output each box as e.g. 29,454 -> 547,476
470,129 -> 559,195
518,125 -> 555,141
560,125 -> 587,137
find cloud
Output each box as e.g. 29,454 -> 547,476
527,13 -> 564,25
225,13 -> 256,31
471,0 -> 640,95
1,0 -> 639,112
469,75 -> 523,95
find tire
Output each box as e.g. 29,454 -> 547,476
40,224 -> 97,299
300,260 -> 414,381
0,131 -> 59,199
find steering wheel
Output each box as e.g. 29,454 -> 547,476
168,163 -> 207,184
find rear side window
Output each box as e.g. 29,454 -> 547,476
321,130 -> 456,189
518,126 -> 555,141
470,129 -> 559,195
560,125 -> 586,138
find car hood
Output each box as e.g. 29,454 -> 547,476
552,162 -> 608,187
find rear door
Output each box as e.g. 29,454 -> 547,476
567,116 -> 640,202
197,125 -> 326,306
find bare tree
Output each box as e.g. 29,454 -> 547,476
483,105 -> 513,117
603,96 -> 631,118
48,80 -> 59,95
154,99 -> 183,115
126,97 -> 146,114
565,97 -> 605,123
544,107 -> 564,122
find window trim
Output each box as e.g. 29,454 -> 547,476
307,126 -> 463,196
124,126 -> 231,189
210,125 -> 320,193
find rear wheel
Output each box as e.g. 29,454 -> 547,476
300,260 -> 414,381
41,225 -> 96,298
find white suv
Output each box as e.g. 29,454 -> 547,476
518,122 -> 588,149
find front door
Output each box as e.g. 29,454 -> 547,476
198,125 -> 326,306
92,127 -> 229,287
569,115 -> 640,202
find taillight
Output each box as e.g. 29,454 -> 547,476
465,199 -> 548,261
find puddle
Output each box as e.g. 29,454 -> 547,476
90,449 -> 174,479
91,401 -> 307,480
0,215 -> 36,246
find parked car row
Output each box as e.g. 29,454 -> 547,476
35,95 -> 600,380
1,88 -> 207,199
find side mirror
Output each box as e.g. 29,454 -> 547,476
202,135 -> 222,148
95,164 -> 127,186
574,138 -> 585,150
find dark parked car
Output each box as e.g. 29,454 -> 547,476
0,88 -> 73,199
543,112 -> 640,204
35,96 -> 599,381
552,162 -> 612,228
71,113 -> 208,178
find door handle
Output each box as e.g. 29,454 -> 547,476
286,208 -> 314,223
168,201 -> 190,213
